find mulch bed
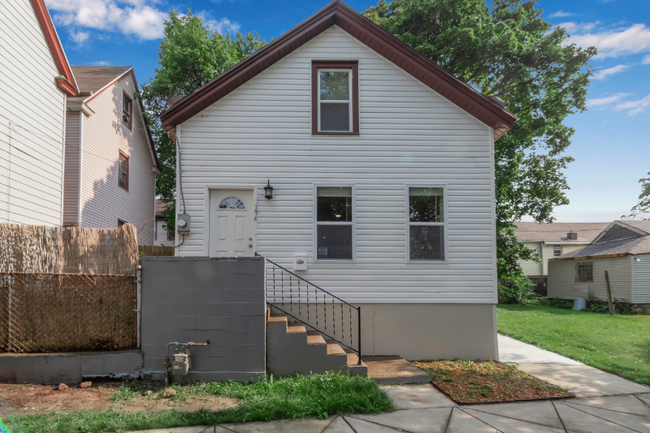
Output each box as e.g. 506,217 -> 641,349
411,360 -> 574,405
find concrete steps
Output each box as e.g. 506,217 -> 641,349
266,311 -> 367,376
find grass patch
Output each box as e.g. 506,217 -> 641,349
8,372 -> 392,433
497,304 -> 650,385
412,360 -> 572,404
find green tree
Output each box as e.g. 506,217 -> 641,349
364,0 -> 596,302
140,10 -> 266,240
623,173 -> 650,220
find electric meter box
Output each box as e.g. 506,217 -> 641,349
177,213 -> 191,234
171,353 -> 190,376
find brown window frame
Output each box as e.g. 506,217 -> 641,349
576,262 -> 593,283
312,60 -> 359,136
123,91 -> 133,130
118,150 -> 129,191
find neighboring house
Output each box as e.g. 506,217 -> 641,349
548,220 -> 650,305
515,222 -> 609,279
154,200 -> 174,246
159,1 -> 517,360
1,0 -> 78,226
63,66 -> 160,245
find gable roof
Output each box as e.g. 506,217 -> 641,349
69,66 -> 161,172
160,0 -> 517,139
616,220 -> 650,235
71,66 -> 132,95
30,0 -> 78,96
515,222 -> 610,244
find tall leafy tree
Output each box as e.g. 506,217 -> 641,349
364,0 -> 596,299
140,10 -> 266,239
623,173 -> 650,220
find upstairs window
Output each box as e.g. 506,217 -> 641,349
123,92 -> 133,130
554,245 -> 562,257
316,186 -> 354,260
118,151 -> 129,191
576,263 -> 593,282
312,61 -> 358,135
408,187 -> 446,261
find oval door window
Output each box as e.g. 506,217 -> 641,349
219,197 -> 246,210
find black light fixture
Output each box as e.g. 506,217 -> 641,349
264,180 -> 274,199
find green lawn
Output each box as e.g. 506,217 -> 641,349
497,305 -> 650,386
8,373 -> 392,433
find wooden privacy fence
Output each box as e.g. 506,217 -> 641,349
139,245 -> 175,257
0,223 -> 138,353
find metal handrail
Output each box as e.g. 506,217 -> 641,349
257,254 -> 361,365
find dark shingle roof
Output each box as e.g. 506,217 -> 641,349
514,222 -> 609,243
71,66 -> 132,94
554,220 -> 650,260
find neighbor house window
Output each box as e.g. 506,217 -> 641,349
123,91 -> 133,130
312,61 -> 359,135
316,186 -> 354,260
408,187 -> 446,261
118,151 -> 129,191
554,245 -> 562,257
576,263 -> 593,282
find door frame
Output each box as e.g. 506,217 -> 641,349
203,185 -> 258,256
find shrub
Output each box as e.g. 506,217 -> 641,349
498,275 -> 537,305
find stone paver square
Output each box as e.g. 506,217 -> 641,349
516,363 -> 650,397
349,407 -> 452,433
463,408 -> 564,433
562,401 -> 650,432
381,384 -> 456,409
445,408 -> 497,433
219,418 -> 332,432
322,416 -> 355,432
567,395 -> 650,416
554,402 -> 638,433
467,400 -> 565,429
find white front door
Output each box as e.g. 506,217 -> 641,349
209,189 -> 255,257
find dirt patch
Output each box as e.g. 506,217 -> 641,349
412,360 -> 574,404
0,381 -> 239,416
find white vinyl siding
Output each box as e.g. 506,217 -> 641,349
176,26 -> 495,304
633,254 -> 650,303
0,0 -> 66,226
548,256 -> 633,302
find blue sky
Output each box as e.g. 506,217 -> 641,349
49,0 -> 650,223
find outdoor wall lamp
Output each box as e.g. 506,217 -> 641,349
264,180 -> 274,199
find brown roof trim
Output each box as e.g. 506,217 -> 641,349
160,0 -> 517,140
30,0 -> 78,96
551,253 -> 629,262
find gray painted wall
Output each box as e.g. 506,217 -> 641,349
140,256 -> 266,382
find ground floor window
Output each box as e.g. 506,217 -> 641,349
576,262 -> 593,282
315,186 -> 354,260
408,186 -> 446,261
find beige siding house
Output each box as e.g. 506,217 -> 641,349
0,0 -> 78,226
159,2 -> 517,360
548,220 -> 650,304
63,67 -> 160,245
154,200 -> 174,247
515,222 -> 609,278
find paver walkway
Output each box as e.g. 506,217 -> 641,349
133,336 -> 650,433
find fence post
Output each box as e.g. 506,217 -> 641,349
136,266 -> 142,348
357,307 -> 361,365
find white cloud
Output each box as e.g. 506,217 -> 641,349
586,92 -> 631,107
550,11 -> 573,18
567,23 -> 650,58
69,30 -> 89,46
643,54 -> 650,65
593,64 -> 629,80
88,60 -> 111,66
197,11 -> 240,34
614,94 -> 650,115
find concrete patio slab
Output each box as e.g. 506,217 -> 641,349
565,395 -> 650,416
321,416 -> 354,433
446,408 -> 497,432
349,407 -> 452,433
125,427 -> 211,433
498,334 -> 582,365
554,401 -> 639,433
517,363 -> 650,397
380,384 -> 457,410
636,393 -> 650,406
364,356 -> 430,384
467,400 -> 565,429
219,418 -> 332,432
463,408 -> 564,433
561,401 -> 650,432
344,417 -> 402,432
